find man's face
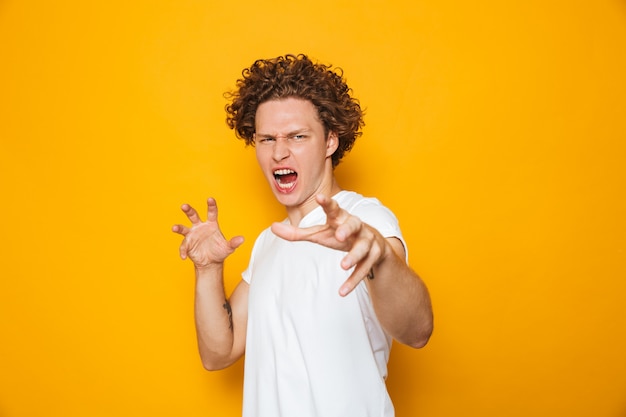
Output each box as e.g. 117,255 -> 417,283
254,97 -> 338,214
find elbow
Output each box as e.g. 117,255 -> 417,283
386,311 -> 434,349
197,342 -> 241,371
201,361 -> 226,372
410,309 -> 434,349
407,322 -> 434,349
200,355 -> 234,371
394,326 -> 433,349
409,332 -> 432,349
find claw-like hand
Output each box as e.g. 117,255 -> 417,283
271,194 -> 389,296
172,198 -> 244,269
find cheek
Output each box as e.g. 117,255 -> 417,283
255,147 -> 267,166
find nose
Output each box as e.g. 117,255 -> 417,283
272,138 -> 290,162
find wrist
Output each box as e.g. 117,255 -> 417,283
372,237 -> 403,277
194,262 -> 223,276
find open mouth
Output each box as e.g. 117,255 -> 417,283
273,168 -> 298,190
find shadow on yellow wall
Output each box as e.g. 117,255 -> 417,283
1,1 -> 625,416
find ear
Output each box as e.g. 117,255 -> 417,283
326,131 -> 339,157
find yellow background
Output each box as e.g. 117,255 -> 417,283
1,1 -> 625,416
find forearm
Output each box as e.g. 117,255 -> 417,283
367,240 -> 433,348
193,264 -> 239,370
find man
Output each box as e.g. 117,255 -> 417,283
172,54 -> 433,417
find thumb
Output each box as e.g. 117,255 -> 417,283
179,242 -> 188,260
271,222 -> 292,240
229,235 -> 245,250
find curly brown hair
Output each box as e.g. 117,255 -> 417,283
225,54 -> 364,168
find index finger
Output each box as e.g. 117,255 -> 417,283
316,194 -> 343,222
181,204 -> 202,225
316,194 -> 357,241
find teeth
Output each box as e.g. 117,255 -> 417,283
277,181 -> 295,189
274,169 -> 295,175
273,168 -> 296,189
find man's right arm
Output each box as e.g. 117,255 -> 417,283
172,198 -> 247,370
194,266 -> 248,370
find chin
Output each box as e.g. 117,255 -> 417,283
273,194 -> 296,207
272,190 -> 301,208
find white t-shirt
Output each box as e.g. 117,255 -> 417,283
241,191 -> 406,417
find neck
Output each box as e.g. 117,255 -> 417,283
286,177 -> 342,226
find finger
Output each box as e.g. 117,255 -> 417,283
171,224 -> 190,236
229,235 -> 245,250
179,241 -> 188,260
271,222 -> 298,240
206,197 -> 218,222
316,194 -> 342,222
340,235 -> 374,270
271,221 -> 327,242
339,263 -> 375,297
181,204 -> 202,225
335,215 -> 362,242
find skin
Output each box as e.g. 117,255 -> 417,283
172,97 -> 433,370
253,98 -> 341,225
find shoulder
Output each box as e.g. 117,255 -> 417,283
336,190 -> 403,237
337,191 -> 409,261
253,224 -> 279,247
242,225 -> 280,283
335,191 -> 397,222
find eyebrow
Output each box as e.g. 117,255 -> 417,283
255,128 -> 311,139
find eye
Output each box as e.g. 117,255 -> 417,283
258,137 -> 275,144
292,134 -> 306,141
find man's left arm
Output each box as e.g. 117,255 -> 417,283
365,233 -> 433,348
271,193 -> 433,348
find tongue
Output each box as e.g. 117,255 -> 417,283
280,173 -> 297,183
